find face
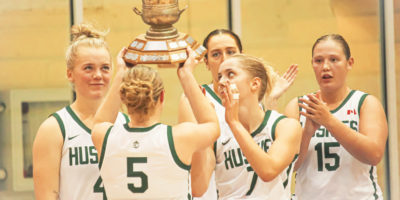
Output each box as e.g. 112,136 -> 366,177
205,34 -> 240,84
217,58 -> 257,101
312,39 -> 353,91
67,46 -> 111,100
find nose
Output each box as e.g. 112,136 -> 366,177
322,61 -> 330,71
93,69 -> 102,79
221,52 -> 228,62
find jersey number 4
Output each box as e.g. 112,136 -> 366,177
314,142 -> 340,171
127,157 -> 148,193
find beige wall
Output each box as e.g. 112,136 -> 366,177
0,0 -> 398,199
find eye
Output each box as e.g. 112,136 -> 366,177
330,58 -> 338,62
211,52 -> 220,58
228,71 -> 235,78
313,58 -> 322,64
102,65 -> 110,71
227,49 -> 237,55
84,65 -> 93,70
217,73 -> 222,81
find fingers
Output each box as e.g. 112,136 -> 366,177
283,64 -> 298,84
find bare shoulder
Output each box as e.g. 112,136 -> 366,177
361,94 -> 384,110
35,116 -> 63,144
33,116 -> 64,155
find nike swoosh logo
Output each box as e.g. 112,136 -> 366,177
222,138 -> 231,145
68,135 -> 79,140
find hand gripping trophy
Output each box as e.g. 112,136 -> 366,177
123,0 -> 206,66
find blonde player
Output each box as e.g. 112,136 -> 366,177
179,29 -> 298,199
285,34 -> 388,200
183,53 -> 301,199
33,23 -> 129,200
91,47 -> 219,199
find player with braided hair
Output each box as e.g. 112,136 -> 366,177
91,47 -> 220,199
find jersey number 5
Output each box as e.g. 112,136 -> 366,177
127,157 -> 148,193
315,142 -> 340,171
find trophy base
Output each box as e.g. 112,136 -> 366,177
123,33 -> 206,67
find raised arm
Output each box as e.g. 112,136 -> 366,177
172,47 -> 220,167
264,64 -> 298,110
178,94 -> 216,197
222,83 -> 301,181
92,48 -> 128,156
299,93 -> 387,165
33,117 -> 63,200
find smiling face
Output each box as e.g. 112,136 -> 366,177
205,34 -> 241,85
312,39 -> 353,92
67,46 -> 112,100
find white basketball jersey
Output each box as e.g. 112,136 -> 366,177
99,123 -> 191,200
204,83 -> 293,200
54,105 -> 129,200
296,90 -> 383,200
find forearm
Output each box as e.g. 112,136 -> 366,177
294,132 -> 312,170
228,120 -> 279,181
325,118 -> 384,165
94,69 -> 124,125
191,147 -> 215,197
178,68 -> 217,124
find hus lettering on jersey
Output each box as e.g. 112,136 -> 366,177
69,146 -> 98,166
312,120 -> 358,138
223,138 -> 272,170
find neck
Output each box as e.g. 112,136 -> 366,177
238,97 -> 265,134
320,86 -> 351,107
128,108 -> 161,128
70,96 -> 103,129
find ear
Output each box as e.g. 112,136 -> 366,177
159,90 -> 165,104
347,57 -> 354,70
204,57 -> 210,70
250,77 -> 262,93
67,68 -> 74,82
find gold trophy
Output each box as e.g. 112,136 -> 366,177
123,0 -> 206,66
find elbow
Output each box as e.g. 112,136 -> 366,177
258,168 -> 280,182
192,187 -> 207,197
367,151 -> 384,166
210,123 -> 220,142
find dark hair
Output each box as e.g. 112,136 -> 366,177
203,29 -> 243,59
312,34 -> 351,60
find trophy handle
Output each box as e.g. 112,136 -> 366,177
133,7 -> 142,16
178,5 -> 188,16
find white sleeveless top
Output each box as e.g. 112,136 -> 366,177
99,123 -> 191,200
296,90 -> 383,200
204,84 -> 295,200
54,105 -> 129,200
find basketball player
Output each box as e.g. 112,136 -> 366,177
285,34 -> 388,200
33,23 -> 129,200
91,47 -> 220,199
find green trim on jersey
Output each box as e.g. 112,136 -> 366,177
202,84 -> 222,105
52,113 -> 66,141
330,90 -> 355,114
66,105 -> 91,134
123,123 -> 161,132
122,113 -> 130,123
358,93 -> 369,115
251,110 -> 271,138
271,115 -> 287,141
369,166 -> 379,200
167,125 -> 191,171
283,154 -> 298,188
99,126 -> 113,169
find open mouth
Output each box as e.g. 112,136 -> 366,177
322,74 -> 333,79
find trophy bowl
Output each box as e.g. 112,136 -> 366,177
133,0 -> 187,40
